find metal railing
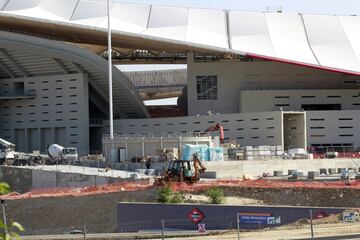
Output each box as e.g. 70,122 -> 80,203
103,132 -> 210,139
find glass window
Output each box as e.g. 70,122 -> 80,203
196,75 -> 217,100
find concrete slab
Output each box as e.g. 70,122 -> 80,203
308,171 -> 320,179
201,171 -> 217,179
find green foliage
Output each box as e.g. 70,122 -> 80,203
206,187 -> 225,204
122,197 -> 135,203
157,186 -> 172,203
0,182 -> 24,240
0,183 -> 10,196
170,192 -> 185,203
0,221 -> 24,240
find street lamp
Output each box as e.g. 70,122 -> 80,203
107,0 -> 114,140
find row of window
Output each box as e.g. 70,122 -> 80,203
3,118 -> 78,124
274,95 -> 359,99
128,118 -> 275,127
310,118 -> 354,121
311,134 -> 354,137
34,79 -> 77,84
310,126 -> 354,129
2,102 -> 78,108
41,95 -> 78,99
2,110 -> 78,116
40,86 -> 77,91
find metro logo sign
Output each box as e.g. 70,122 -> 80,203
187,208 -> 205,224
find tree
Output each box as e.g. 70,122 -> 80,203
0,182 -> 24,239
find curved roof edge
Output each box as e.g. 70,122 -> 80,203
0,30 -> 150,118
1,1 -> 360,75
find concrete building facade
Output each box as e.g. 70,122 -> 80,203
0,30 -> 148,155
0,73 -> 89,154
1,2 -> 360,156
187,55 -> 360,116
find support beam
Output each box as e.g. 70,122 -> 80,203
73,62 -> 124,117
0,49 -> 29,77
0,59 -> 14,78
52,58 -> 70,74
89,87 -> 109,117
71,62 -> 84,73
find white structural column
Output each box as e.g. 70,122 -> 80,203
107,0 -> 113,139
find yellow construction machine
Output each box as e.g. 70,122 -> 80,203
154,154 -> 206,185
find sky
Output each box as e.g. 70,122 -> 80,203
116,0 -> 360,15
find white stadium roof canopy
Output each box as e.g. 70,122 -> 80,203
0,0 -> 360,75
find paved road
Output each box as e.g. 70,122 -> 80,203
20,222 -> 360,240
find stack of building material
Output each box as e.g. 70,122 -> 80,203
155,148 -> 179,161
258,145 -> 271,159
208,147 -> 224,161
182,144 -> 208,160
276,146 -> 284,157
181,144 -> 224,161
244,146 -> 254,160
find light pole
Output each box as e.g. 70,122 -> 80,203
1,199 -> 8,236
107,0 -> 114,140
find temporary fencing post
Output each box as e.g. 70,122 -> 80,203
83,224 -> 86,240
161,219 -> 165,240
236,213 -> 240,240
309,209 -> 314,239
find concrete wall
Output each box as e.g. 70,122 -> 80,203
110,111 -> 283,148
0,166 -> 120,193
204,158 -> 360,178
102,135 -> 212,161
241,89 -> 360,112
0,166 -> 32,193
187,55 -> 360,115
116,158 -> 360,179
0,73 -> 89,155
110,110 -> 360,149
117,203 -> 344,231
306,110 -> 360,148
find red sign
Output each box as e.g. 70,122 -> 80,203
198,223 -> 206,233
187,208 -> 205,224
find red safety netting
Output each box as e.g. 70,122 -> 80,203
168,179 -> 360,192
312,152 -> 360,159
1,180 -> 152,200
3,179 -> 360,200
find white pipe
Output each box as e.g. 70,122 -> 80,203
107,0 -> 113,140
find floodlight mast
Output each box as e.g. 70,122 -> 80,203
107,0 -> 114,139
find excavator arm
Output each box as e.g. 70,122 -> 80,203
193,154 -> 206,181
204,123 -> 224,144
